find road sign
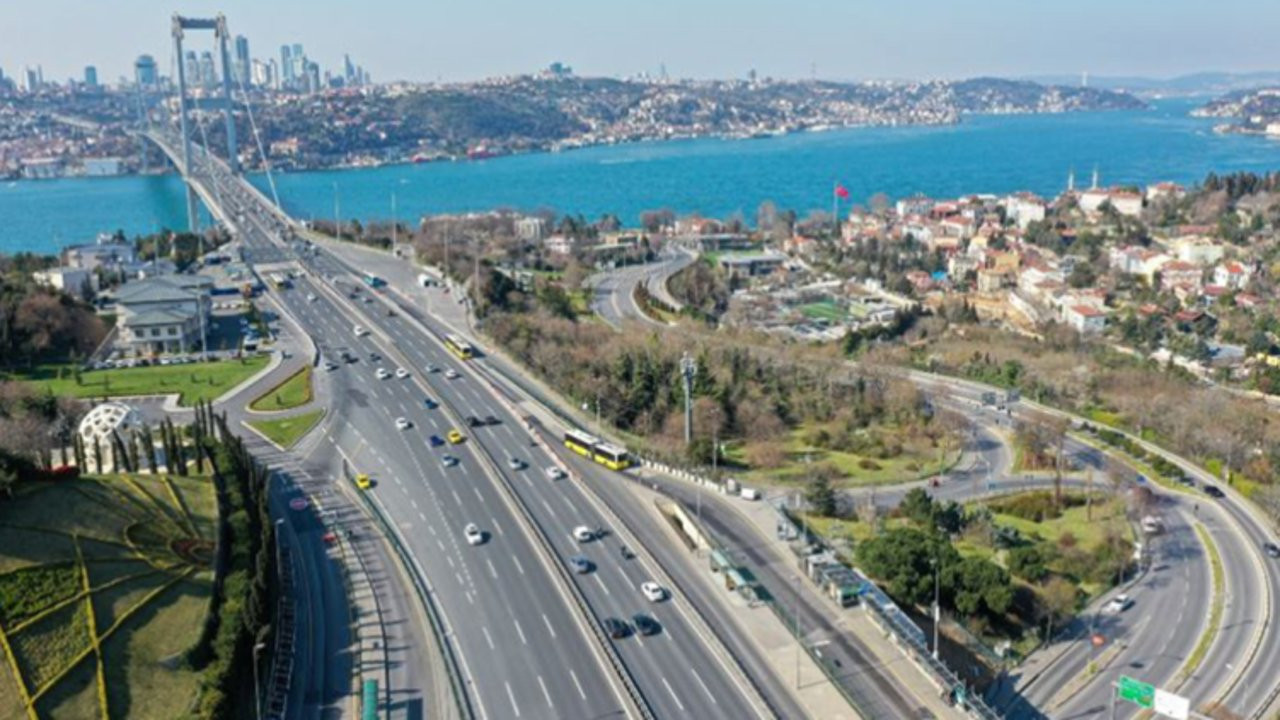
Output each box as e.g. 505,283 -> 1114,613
1153,689 -> 1190,719
1118,676 -> 1154,709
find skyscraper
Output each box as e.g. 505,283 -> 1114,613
135,54 -> 157,88
234,35 -> 250,87
23,66 -> 39,93
199,51 -> 217,89
305,61 -> 320,95
83,66 -> 98,87
184,51 -> 199,85
280,44 -> 293,87
344,54 -> 355,85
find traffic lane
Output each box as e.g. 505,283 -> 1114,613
1216,495 -> 1280,714
289,290 -> 624,717
393,333 -> 754,719
335,391 -> 619,719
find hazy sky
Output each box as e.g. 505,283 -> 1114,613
2,0 -> 1276,85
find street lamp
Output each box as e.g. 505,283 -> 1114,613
931,556 -> 941,660
252,640 -> 267,720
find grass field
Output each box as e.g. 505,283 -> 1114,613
248,409 -> 325,448
249,365 -> 313,411
0,474 -> 214,719
729,425 -> 958,489
991,497 -> 1130,551
9,356 -> 269,407
798,301 -> 846,323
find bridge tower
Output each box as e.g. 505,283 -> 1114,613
171,13 -> 241,232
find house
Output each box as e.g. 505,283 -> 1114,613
717,252 -> 786,278
1159,260 -> 1203,291
32,266 -> 95,299
947,253 -> 980,280
543,235 -> 575,255
515,216 -> 546,242
895,195 -> 934,217
976,268 -> 1007,294
1064,304 -> 1108,334
1145,181 -> 1186,202
112,275 -> 213,355
63,240 -> 137,272
1004,193 -> 1046,229
1079,188 -> 1143,217
1171,236 -> 1225,266
1213,261 -> 1251,290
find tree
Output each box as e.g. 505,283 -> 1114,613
946,556 -> 1013,617
1038,576 -> 1078,640
805,474 -> 837,518
900,487 -> 935,527
1008,545 -> 1049,581
0,465 -> 15,499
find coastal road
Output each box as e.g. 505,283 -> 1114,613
589,251 -> 695,329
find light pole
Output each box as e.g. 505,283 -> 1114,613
680,352 -> 696,446
793,573 -> 802,690
252,640 -> 267,720
931,556 -> 941,660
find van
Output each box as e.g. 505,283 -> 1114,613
740,488 -> 761,501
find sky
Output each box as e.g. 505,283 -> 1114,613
1,0 -> 1276,86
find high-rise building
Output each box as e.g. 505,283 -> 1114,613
134,54 -> 157,87
199,51 -> 217,89
344,54 -> 355,85
305,61 -> 320,94
268,58 -> 280,90
251,59 -> 272,88
24,66 -> 39,93
83,66 -> 98,87
280,44 -> 293,86
234,35 -> 250,87
184,50 -> 199,84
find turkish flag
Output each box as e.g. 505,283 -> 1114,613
834,184 -> 850,199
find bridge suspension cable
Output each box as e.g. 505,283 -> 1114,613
232,67 -> 280,210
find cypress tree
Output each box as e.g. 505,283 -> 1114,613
92,436 -> 103,475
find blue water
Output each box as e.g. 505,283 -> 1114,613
3,98 -> 1279,255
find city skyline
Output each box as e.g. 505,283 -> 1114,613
0,0 -> 1277,88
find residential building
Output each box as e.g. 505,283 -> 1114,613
1213,261 -> 1252,290
63,240 -> 137,272
1004,193 -> 1046,229
1171,235 -> 1225,266
717,252 -> 786,278
1159,260 -> 1203,291
32,266 -> 94,298
1064,304 -> 1108,334
1079,188 -> 1142,217
112,275 -> 212,355
543,235 -> 575,255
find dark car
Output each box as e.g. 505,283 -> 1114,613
632,613 -> 661,636
466,416 -> 484,428
1204,485 -> 1225,499
603,618 -> 631,639
1265,542 -> 1280,559
429,435 -> 445,447
369,352 -> 382,362
569,555 -> 593,574
484,415 -> 501,426
424,397 -> 438,409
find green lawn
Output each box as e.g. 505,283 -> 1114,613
10,356 -> 269,407
248,409 -> 325,448
798,301 -> 846,323
0,475 -> 214,719
991,497 -> 1129,551
729,426 -> 958,489
249,365 -> 312,411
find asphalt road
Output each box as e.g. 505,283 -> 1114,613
298,248 -> 770,719
589,252 -> 693,329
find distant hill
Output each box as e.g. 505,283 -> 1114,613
1024,71 -> 1280,97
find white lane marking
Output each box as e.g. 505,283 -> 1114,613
482,626 -> 495,650
411,499 -> 419,509
512,556 -> 525,575
455,573 -> 464,587
436,539 -> 445,552
393,476 -> 402,485
490,518 -> 503,536
661,676 -> 685,712
446,555 -> 455,569
569,669 -> 586,701
541,613 -> 556,639
538,675 -> 554,711
473,486 -> 484,503
486,558 -> 498,579
594,574 -> 611,596
691,668 -> 718,704
452,489 -> 463,506
505,681 -> 521,718
540,498 -> 556,516
513,617 -> 528,645
561,495 -> 576,514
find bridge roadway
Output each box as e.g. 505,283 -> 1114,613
148,132 -> 776,719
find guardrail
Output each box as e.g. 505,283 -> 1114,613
341,461 -> 476,720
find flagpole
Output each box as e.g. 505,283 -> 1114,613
832,180 -> 838,236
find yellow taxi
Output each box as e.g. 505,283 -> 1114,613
355,473 -> 372,490
447,429 -> 465,444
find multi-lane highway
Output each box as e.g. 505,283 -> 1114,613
173,149 -> 780,718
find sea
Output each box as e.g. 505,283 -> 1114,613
3,97 -> 1280,256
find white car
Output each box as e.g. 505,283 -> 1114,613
375,368 -> 391,380
445,369 -> 460,380
572,525 -> 595,543
395,368 -> 409,379
1102,594 -> 1134,614
394,417 -> 411,431
545,466 -> 566,480
353,325 -> 367,337
640,581 -> 666,602
464,523 -> 484,546
507,457 -> 524,470
425,364 -> 440,373
307,293 -> 317,302
442,454 -> 460,468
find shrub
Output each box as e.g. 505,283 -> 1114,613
858,458 -> 882,471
